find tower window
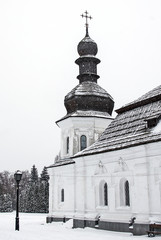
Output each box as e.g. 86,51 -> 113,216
80,135 -> 87,151
66,137 -> 69,154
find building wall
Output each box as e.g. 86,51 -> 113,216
73,141 -> 161,234
48,163 -> 75,219
48,136 -> 161,234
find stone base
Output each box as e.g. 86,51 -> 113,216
73,219 -> 98,228
73,219 -> 86,228
47,216 -> 149,235
73,219 -> 148,235
99,221 -> 130,232
133,223 -> 149,235
46,216 -> 70,223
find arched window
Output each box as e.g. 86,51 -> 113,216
80,135 -> 87,151
120,178 -> 130,206
66,137 -> 69,154
99,181 -> 108,206
125,180 -> 130,206
61,189 -> 64,202
104,183 -> 108,206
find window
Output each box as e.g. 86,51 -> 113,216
125,181 -> 130,206
147,118 -> 158,128
99,181 -> 108,206
61,189 -> 64,202
120,178 -> 130,207
80,135 -> 87,151
145,116 -> 161,129
104,183 -> 108,206
66,137 -> 69,154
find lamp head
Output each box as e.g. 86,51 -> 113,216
14,170 -> 22,182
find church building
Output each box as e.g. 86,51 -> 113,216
47,12 -> 161,235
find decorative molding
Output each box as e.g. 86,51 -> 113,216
94,161 -> 107,175
114,157 -> 129,173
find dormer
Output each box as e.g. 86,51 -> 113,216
145,115 -> 161,129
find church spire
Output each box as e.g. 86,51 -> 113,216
81,10 -> 92,37
64,13 -> 114,116
76,11 -> 100,83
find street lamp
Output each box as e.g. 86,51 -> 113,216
14,170 -> 22,231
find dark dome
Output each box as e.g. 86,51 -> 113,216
78,36 -> 98,56
64,82 -> 114,116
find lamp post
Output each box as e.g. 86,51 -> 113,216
14,170 -> 22,231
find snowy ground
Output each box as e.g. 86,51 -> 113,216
0,212 -> 156,240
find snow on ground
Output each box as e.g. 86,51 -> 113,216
0,212 -> 156,240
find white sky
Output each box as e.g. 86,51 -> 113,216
0,0 -> 161,173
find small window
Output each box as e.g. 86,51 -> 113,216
147,118 -> 158,128
104,183 -> 108,206
66,137 -> 69,154
125,181 -> 130,206
99,181 -> 108,206
120,178 -> 130,206
61,189 -> 64,202
80,135 -> 87,151
145,116 -> 160,129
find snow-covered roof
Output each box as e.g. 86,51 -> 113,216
56,110 -> 113,124
64,81 -> 114,116
47,158 -> 75,168
116,85 -> 161,113
65,81 -> 113,100
74,85 -> 161,158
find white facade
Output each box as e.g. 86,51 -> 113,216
57,115 -> 112,159
48,140 -> 161,234
48,114 -> 113,218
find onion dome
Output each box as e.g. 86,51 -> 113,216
64,12 -> 114,117
75,34 -> 100,83
78,36 -> 98,56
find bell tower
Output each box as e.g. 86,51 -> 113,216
56,12 -> 114,160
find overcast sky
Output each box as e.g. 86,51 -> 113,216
0,0 -> 161,173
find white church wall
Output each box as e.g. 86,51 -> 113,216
74,158 -> 86,218
48,163 -> 75,219
48,167 -> 54,215
57,116 -> 112,159
144,142 -> 161,217
49,117 -> 161,230
73,142 -> 161,224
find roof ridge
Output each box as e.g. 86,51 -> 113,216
116,85 -> 161,114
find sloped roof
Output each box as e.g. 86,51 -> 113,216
64,81 -> 114,116
56,110 -> 113,125
47,158 -> 75,168
116,85 -> 161,113
65,81 -> 113,100
74,85 -> 161,158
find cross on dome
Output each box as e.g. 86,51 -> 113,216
81,11 -> 92,37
